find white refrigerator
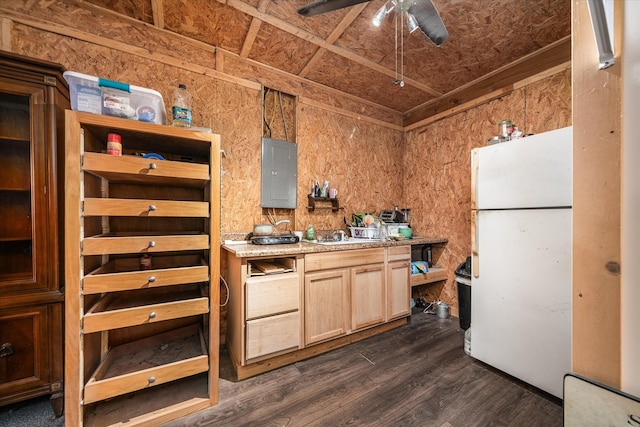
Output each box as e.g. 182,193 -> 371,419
470,126 -> 572,399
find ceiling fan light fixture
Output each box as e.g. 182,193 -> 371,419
406,12 -> 419,33
372,3 -> 389,27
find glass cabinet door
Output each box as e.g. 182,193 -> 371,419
0,83 -> 47,292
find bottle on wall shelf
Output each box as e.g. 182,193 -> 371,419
172,83 -> 192,128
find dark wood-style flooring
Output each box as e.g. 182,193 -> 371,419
166,311 -> 562,427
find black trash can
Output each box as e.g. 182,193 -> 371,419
455,256 -> 472,331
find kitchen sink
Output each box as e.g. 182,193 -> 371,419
309,238 -> 380,245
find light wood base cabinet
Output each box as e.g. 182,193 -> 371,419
304,269 -> 350,344
305,248 -> 387,344
64,111 -> 220,426
226,254 -> 304,369
224,245 -> 411,380
387,246 -> 412,319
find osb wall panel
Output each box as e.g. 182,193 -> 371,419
1,1 -> 215,69
403,70 -> 572,315
222,53 -> 403,126
296,104 -> 404,232
522,68 -> 572,134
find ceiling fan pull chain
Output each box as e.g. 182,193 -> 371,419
400,4 -> 405,87
394,11 -> 399,85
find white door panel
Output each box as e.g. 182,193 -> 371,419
471,208 -> 572,398
473,126 -> 572,210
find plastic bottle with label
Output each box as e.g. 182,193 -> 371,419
306,224 -> 315,241
171,84 -> 192,128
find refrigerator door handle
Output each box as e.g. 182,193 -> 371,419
471,209 -> 479,278
471,149 -> 479,211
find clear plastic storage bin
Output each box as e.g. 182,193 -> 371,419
63,71 -> 167,125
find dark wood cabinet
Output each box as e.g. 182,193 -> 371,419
0,52 -> 69,416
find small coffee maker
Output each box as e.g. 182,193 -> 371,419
401,208 -> 411,224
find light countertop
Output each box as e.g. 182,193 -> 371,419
222,236 -> 448,258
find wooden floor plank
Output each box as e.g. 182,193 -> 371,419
165,312 -> 562,427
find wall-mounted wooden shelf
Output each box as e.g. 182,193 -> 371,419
307,195 -> 341,212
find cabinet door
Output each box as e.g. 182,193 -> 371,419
0,83 -> 51,294
0,306 -> 49,400
304,269 -> 349,345
351,264 -> 386,330
387,260 -> 411,320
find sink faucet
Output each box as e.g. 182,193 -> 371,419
330,230 -> 346,241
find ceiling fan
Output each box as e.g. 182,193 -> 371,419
297,0 -> 448,47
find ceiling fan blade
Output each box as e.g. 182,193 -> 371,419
409,0 -> 449,46
297,0 -> 371,17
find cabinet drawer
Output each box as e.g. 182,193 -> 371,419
83,265 -> 209,295
83,286 -> 208,333
246,273 -> 299,319
246,312 -> 300,360
82,234 -> 209,255
83,198 -> 209,217
83,324 -> 208,404
83,152 -> 210,186
387,245 -> 411,262
305,248 -> 385,272
0,306 -> 48,392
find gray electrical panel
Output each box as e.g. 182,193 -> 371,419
261,137 -> 297,209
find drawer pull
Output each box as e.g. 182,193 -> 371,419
148,276 -> 156,283
0,343 -> 14,358
148,241 -> 156,248
148,376 -> 156,384
149,312 -> 156,319
149,162 -> 157,169
148,204 -> 157,211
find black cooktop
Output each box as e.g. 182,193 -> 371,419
250,235 -> 300,245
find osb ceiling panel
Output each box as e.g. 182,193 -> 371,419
248,21 -> 320,75
57,0 -> 571,117
163,0 -> 252,54
85,0 -> 154,23
264,0 -> 350,40
304,50 -> 435,112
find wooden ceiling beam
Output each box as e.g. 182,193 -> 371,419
241,18 -> 262,58
326,3 -> 367,44
403,36 -> 572,127
299,3 -> 366,79
151,0 -> 164,28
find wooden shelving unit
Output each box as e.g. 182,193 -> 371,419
64,111 -> 220,426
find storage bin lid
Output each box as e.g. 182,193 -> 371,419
455,256 -> 471,280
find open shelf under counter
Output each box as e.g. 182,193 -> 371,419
410,266 -> 448,287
